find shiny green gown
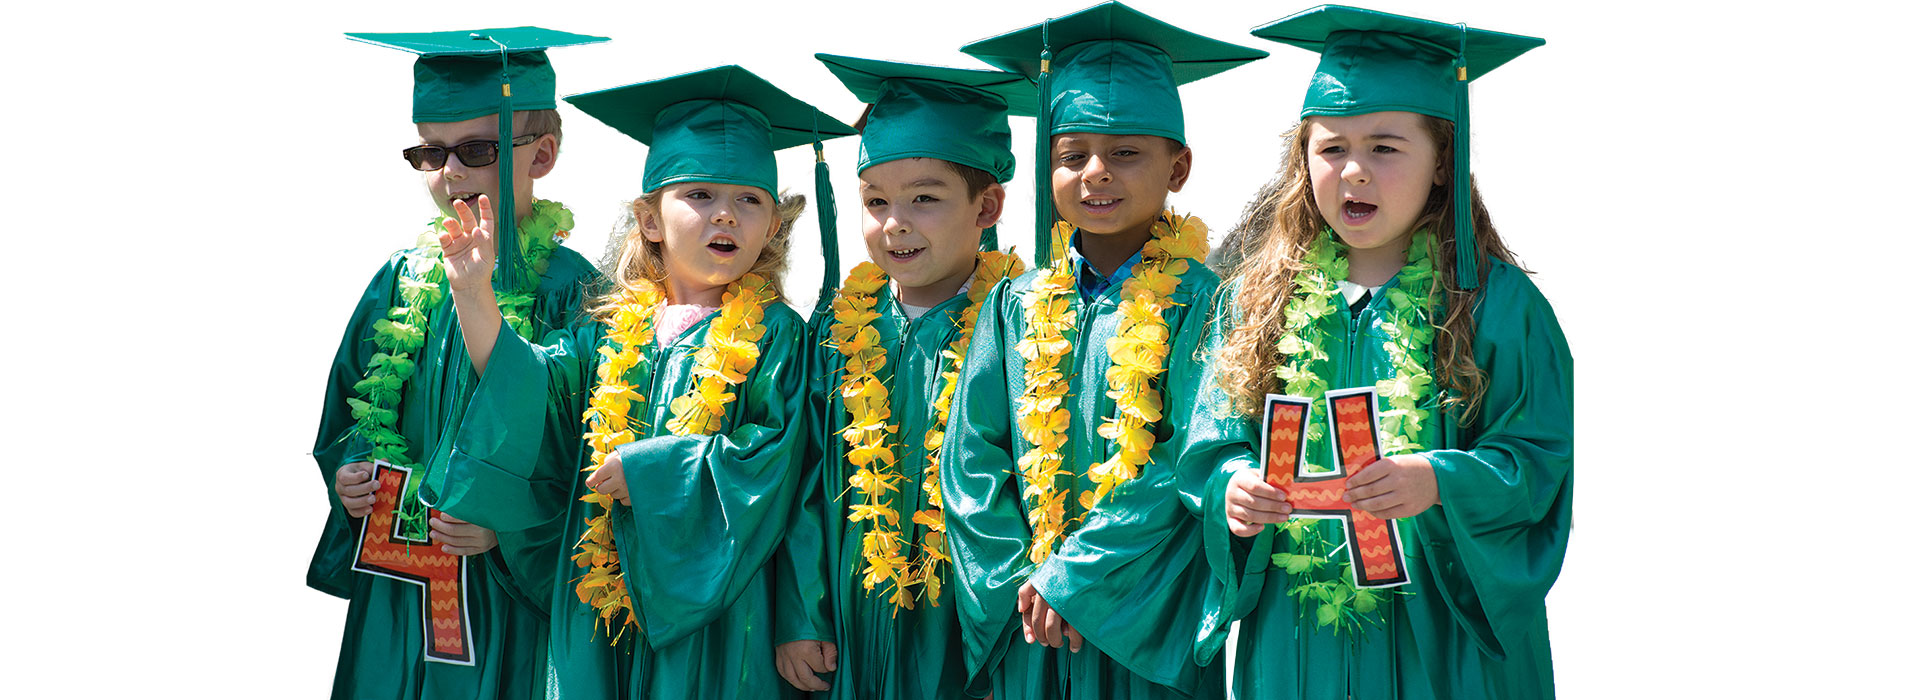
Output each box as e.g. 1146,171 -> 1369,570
420,296 -> 809,700
309,242 -> 596,700
938,263 -> 1226,699
1188,261 -> 1574,700
776,284 -> 975,699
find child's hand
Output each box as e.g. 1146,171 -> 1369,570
438,195 -> 496,295
428,514 -> 498,556
1225,468 -> 1291,537
774,640 -> 838,692
584,453 -> 631,506
1017,582 -> 1084,652
334,462 -> 379,518
1343,454 -> 1441,520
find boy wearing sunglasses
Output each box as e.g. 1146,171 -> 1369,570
307,28 -> 604,700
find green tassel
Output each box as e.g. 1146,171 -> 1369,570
814,138 -> 842,314
1452,26 -> 1478,290
980,224 -> 999,252
1034,18 -> 1055,267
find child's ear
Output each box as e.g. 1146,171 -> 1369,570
1166,145 -> 1193,194
638,198 -> 666,243
527,133 -> 560,180
974,183 -> 1007,229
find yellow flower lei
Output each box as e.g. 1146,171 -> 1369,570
831,252 -> 1025,610
572,273 -> 778,639
1015,211 -> 1209,564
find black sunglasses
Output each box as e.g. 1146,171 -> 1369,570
402,134 -> 539,171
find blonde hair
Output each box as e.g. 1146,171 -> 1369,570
592,187 -> 804,318
1215,115 -> 1522,424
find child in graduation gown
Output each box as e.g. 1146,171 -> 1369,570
936,3 -> 1267,698
421,66 -> 856,699
770,55 -> 1030,699
1187,6 -> 1574,699
307,28 -> 602,700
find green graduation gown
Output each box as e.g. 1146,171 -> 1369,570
776,283 -> 975,699
1188,260 -> 1574,700
420,297 -> 810,700
938,261 -> 1226,699
308,240 -> 595,700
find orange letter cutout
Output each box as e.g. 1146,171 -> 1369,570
350,461 -> 474,665
1261,388 -> 1410,588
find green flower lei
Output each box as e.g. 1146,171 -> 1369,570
1268,229 -> 1437,636
344,199 -> 574,538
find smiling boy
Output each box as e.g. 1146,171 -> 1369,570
770,54 -> 1030,700
935,3 -> 1265,698
307,27 -> 603,700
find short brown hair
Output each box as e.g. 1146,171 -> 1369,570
517,109 -> 562,147
933,159 -> 998,200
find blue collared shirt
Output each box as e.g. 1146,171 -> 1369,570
1066,231 -> 1145,301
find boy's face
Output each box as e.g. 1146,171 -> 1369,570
640,181 -> 778,299
1050,132 -> 1190,238
858,158 -> 1001,297
415,114 -> 557,221
1306,111 -> 1442,254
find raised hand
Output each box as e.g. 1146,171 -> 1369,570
439,194 -> 496,295
1225,468 -> 1292,537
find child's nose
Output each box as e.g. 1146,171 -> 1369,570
1341,159 -> 1369,185
711,207 -> 737,227
1083,155 -> 1112,182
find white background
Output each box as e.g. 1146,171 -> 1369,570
3,0 -> 1915,696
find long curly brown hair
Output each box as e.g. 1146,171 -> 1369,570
591,187 -> 805,319
1215,115 -> 1522,424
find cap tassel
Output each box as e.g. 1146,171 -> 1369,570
1452,25 -> 1478,291
1033,18 -> 1056,267
478,33 -> 524,293
980,224 -> 999,252
813,134 -> 842,310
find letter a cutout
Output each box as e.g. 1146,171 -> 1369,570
1260,387 -> 1411,588
350,460 -> 475,665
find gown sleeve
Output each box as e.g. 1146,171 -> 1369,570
607,309 -> 811,649
1414,263 -> 1575,660
936,278 -> 1032,692
1177,284 -> 1278,665
425,320 -> 592,536
770,314 -> 836,645
306,257 -> 399,599
1027,274 -> 1222,692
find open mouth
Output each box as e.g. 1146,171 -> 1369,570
887,247 -> 924,262
1081,196 -> 1121,215
1343,200 -> 1378,223
708,236 -> 739,254
453,193 -> 482,209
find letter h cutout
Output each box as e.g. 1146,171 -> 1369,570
1260,387 -> 1411,588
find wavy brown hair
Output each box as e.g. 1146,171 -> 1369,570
591,187 -> 805,319
1216,115 -> 1522,424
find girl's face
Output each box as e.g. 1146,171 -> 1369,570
641,181 -> 777,304
1306,111 -> 1443,253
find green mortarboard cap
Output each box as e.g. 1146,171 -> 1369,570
565,65 -> 855,196
347,27 -> 609,123
817,54 -> 1033,255
1251,5 -> 1542,289
961,1 -> 1266,263
817,53 -> 1032,183
348,27 -> 607,293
